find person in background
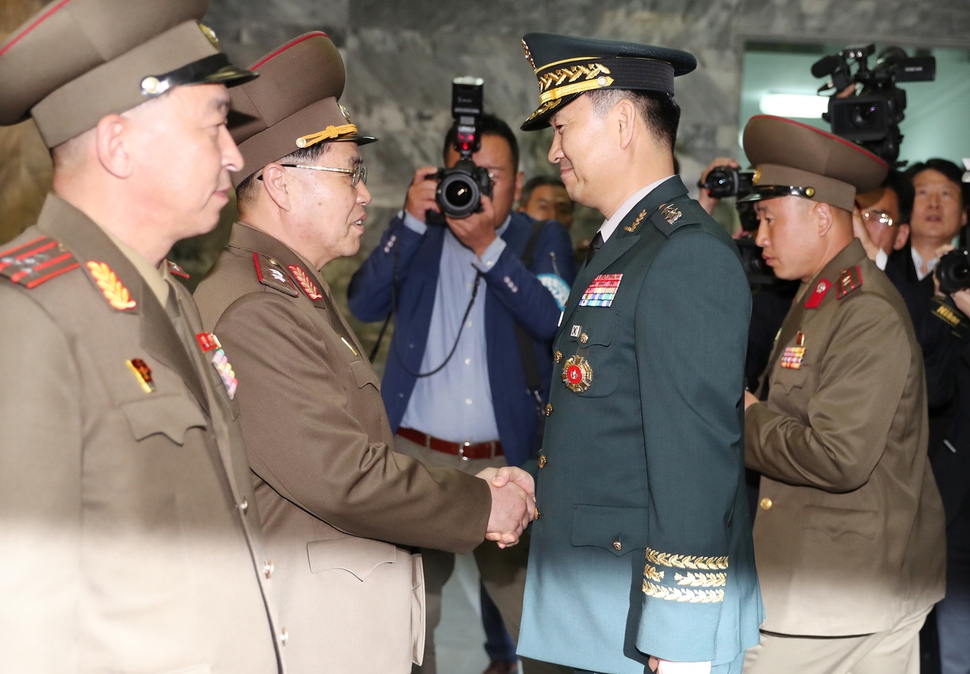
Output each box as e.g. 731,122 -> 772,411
518,175 -> 575,229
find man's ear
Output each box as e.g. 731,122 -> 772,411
614,97 -> 637,151
513,171 -> 524,205
261,163 -> 293,212
812,200 -> 835,238
94,114 -> 133,179
894,223 -> 911,250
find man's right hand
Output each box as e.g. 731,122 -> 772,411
405,166 -> 441,223
698,156 -> 740,215
476,467 -> 534,548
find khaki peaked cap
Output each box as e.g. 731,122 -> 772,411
230,31 -> 376,188
0,0 -> 254,148
741,115 -> 888,212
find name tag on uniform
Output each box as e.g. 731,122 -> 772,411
578,274 -> 622,307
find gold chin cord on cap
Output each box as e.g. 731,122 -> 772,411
295,124 -> 358,148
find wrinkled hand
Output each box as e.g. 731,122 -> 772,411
447,194 -> 499,258
405,166 -> 441,223
932,244 -> 956,297
851,205 -> 880,261
477,466 -> 535,548
648,657 -> 712,674
698,156 -> 740,215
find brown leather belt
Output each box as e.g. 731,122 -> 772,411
397,427 -> 503,461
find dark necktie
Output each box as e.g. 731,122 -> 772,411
585,231 -> 604,266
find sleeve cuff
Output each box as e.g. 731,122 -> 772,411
471,237 -> 507,273
400,210 -> 429,235
875,248 -> 888,271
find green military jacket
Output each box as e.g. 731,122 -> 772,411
517,177 -> 763,673
746,239 -> 946,635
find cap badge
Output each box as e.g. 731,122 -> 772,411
199,23 -> 220,49
288,265 -> 323,300
85,261 -> 136,311
562,355 -> 593,393
752,168 -> 761,185
127,358 -> 156,393
805,278 -> 831,309
339,104 -> 353,123
624,209 -> 648,233
522,39 -> 537,72
660,203 -> 683,225
579,273 -> 622,308
140,76 -> 166,97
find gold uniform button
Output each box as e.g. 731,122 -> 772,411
612,540 -> 622,551
538,455 -> 547,468
580,333 -> 589,344
263,560 -> 274,579
554,350 -> 563,363
760,498 -> 773,510
534,507 -> 541,520
545,403 -> 553,417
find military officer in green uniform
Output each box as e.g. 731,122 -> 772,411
0,1 -> 287,671
740,115 -> 946,673
515,33 -> 763,674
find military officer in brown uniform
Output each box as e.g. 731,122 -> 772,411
740,115 -> 947,674
0,1 -> 287,672
192,33 -> 535,674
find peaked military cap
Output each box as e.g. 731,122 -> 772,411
0,0 -> 255,148
519,32 -> 696,131
740,115 -> 888,212
229,32 -> 376,187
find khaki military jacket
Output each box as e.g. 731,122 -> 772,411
746,239 -> 946,636
0,195 -> 284,673
193,223 -> 491,674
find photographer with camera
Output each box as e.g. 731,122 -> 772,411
348,103 -> 575,674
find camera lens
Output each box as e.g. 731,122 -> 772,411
436,170 -> 482,218
444,178 -> 475,209
851,103 -> 880,129
937,249 -> 970,295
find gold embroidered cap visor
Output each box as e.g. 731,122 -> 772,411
738,114 -> 888,212
519,32 -> 696,132
0,0 -> 256,148
229,31 -> 377,188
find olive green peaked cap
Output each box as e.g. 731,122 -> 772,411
0,0 -> 255,148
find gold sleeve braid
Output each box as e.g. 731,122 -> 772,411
642,546 -> 727,603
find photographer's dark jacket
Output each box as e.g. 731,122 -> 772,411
347,211 -> 576,467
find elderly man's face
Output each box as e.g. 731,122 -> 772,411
127,83 -> 242,241
856,186 -> 909,255
910,168 -> 967,244
754,196 -> 827,282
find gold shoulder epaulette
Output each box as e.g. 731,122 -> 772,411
0,235 -> 80,289
253,252 -> 299,297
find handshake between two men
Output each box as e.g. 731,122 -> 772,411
477,466 -> 536,548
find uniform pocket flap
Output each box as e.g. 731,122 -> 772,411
567,310 -> 617,347
349,358 -> 380,390
571,504 -> 649,556
771,364 -> 810,394
307,537 -> 397,580
121,394 -> 207,444
799,504 -> 879,540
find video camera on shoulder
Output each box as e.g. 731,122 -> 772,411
812,44 -> 935,165
430,77 -> 493,221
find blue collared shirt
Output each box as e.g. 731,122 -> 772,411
399,211 -> 510,443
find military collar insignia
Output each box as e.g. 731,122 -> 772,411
253,252 -> 299,297
86,261 -> 137,311
804,278 -> 831,309
288,264 -> 323,300
660,203 -> 683,225
166,259 -> 190,279
0,235 -> 80,289
835,266 -> 863,300
624,210 -> 648,233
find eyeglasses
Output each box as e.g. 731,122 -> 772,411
259,163 -> 367,188
862,210 -> 894,227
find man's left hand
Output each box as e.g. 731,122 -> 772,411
447,194 -> 499,258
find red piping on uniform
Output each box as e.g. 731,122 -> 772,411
249,31 -> 329,71
0,235 -> 46,261
0,0 -> 74,57
25,262 -> 80,289
26,251 -> 73,274
749,114 -> 889,169
16,240 -> 57,260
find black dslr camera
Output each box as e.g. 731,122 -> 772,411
812,45 -> 935,165
936,248 -> 970,295
700,166 -> 756,199
432,77 -> 492,219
